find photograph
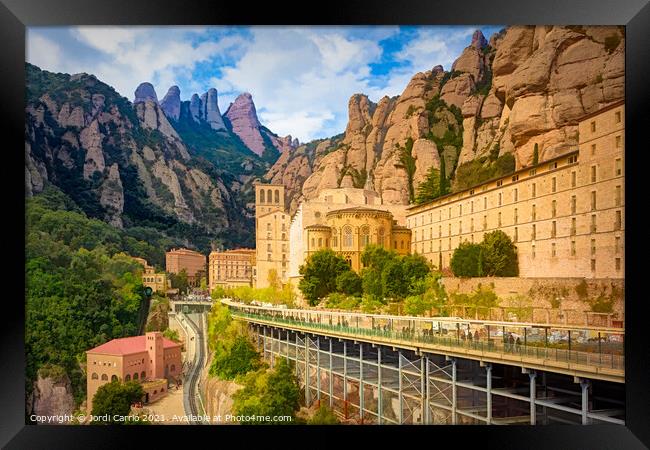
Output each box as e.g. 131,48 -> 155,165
22,23 -> 629,429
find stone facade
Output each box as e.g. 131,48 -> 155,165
165,248 -> 207,286
86,332 -> 182,413
254,184 -> 290,288
406,102 -> 624,279
208,248 -> 255,291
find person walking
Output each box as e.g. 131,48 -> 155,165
508,334 -> 515,352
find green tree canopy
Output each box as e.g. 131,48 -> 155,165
308,405 -> 340,425
450,242 -> 484,277
298,249 -> 351,306
91,380 -> 144,424
415,166 -> 441,205
481,230 -> 519,276
335,271 -> 363,296
169,269 -> 189,294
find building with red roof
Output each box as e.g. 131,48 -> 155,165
86,332 -> 182,413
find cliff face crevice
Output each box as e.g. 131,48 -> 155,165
265,26 -> 624,209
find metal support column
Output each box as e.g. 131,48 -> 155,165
529,371 -> 537,425
295,333 -> 299,376
420,356 -> 425,424
317,337 -> 321,402
329,339 -> 333,408
398,350 -> 403,424
377,347 -> 382,424
343,341 -> 348,407
263,327 -> 268,365
424,355 -> 431,424
305,336 -> 310,405
486,364 -> 492,425
581,379 -> 590,425
359,343 -> 364,422
451,359 -> 457,425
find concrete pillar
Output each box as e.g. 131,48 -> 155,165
529,371 -> 537,425
486,364 -> 492,425
581,379 -> 590,425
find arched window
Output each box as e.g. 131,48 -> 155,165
360,226 -> 370,247
133,372 -> 139,380
343,226 -> 353,247
332,229 -> 338,247
345,257 -> 352,266
111,375 -> 118,382
91,373 -> 98,380
378,227 -> 385,247
260,189 -> 265,203
275,189 -> 280,204
267,189 -> 273,204
141,371 -> 146,379
153,390 -> 158,395
161,387 -> 165,392
125,374 -> 131,381
101,374 -> 108,381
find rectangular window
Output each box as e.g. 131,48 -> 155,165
549,162 -> 557,170
448,223 -> 451,236
448,207 -> 451,219
591,239 -> 596,256
532,204 -> 536,221
552,200 -> 556,218
512,175 -> 519,182
616,185 -> 621,206
415,231 -> 418,241
483,215 -> 487,230
591,214 -> 597,233
532,224 -> 536,240
498,212 -> 502,227
552,243 -> 556,257
552,177 -> 556,193
591,191 -> 597,211
591,166 -> 597,183
459,221 -> 462,234
514,227 -> 518,243
591,259 -> 596,271
616,135 -> 621,148
267,244 -> 272,252
448,238 -> 452,251
591,144 -> 596,155
438,225 -> 441,237
514,188 -> 518,202
615,210 -> 622,230
568,155 -> 578,164
591,121 -> 596,133
484,197 -> 487,209
616,158 -> 622,176
551,221 -> 556,238
571,240 -> 576,256
571,195 -> 577,215
498,193 -> 502,206
615,111 -> 621,123
530,169 -> 537,176
471,218 -> 474,232
459,204 -> 462,215
571,218 -> 577,236
615,236 -> 621,254
571,171 -> 576,187
471,201 -> 474,213
318,238 -> 322,247
532,244 -> 536,259
616,258 -> 621,271
514,208 -> 518,224
531,183 -> 536,198
497,180 -> 503,187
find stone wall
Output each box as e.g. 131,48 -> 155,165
441,276 -> 624,326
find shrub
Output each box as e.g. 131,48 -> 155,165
450,242 -> 484,277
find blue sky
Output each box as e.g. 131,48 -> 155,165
26,25 -> 503,142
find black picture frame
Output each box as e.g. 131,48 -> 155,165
2,0 -> 648,447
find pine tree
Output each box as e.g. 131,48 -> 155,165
439,155 -> 448,196
532,143 -> 539,165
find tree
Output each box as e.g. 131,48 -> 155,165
169,269 -> 189,294
200,277 -> 207,291
232,358 -> 301,424
415,167 -> 441,204
403,295 -> 435,316
209,335 -> 261,380
382,259 -> 407,299
308,405 -> 340,425
298,249 -> 351,306
336,271 -> 362,296
532,143 -> 539,165
450,242 -> 484,277
401,253 -> 431,294
91,380 -> 144,424
481,230 -> 519,276
211,285 -> 227,300
439,154 -> 448,196
361,244 -> 397,273
162,328 -> 180,342
361,267 -> 384,300
267,269 -> 281,290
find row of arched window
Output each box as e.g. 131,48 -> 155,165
259,189 -> 280,204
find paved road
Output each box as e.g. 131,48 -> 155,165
180,312 -> 207,424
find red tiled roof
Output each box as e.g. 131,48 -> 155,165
86,336 -> 181,356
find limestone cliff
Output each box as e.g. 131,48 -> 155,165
266,26 -> 624,208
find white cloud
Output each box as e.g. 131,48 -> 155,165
26,33 -> 62,72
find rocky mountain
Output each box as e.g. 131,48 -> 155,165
25,64 -> 263,251
265,25 -> 625,209
224,92 -> 299,162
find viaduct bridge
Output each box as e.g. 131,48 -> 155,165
221,299 -> 625,426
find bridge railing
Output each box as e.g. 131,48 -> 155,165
226,304 -> 624,373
